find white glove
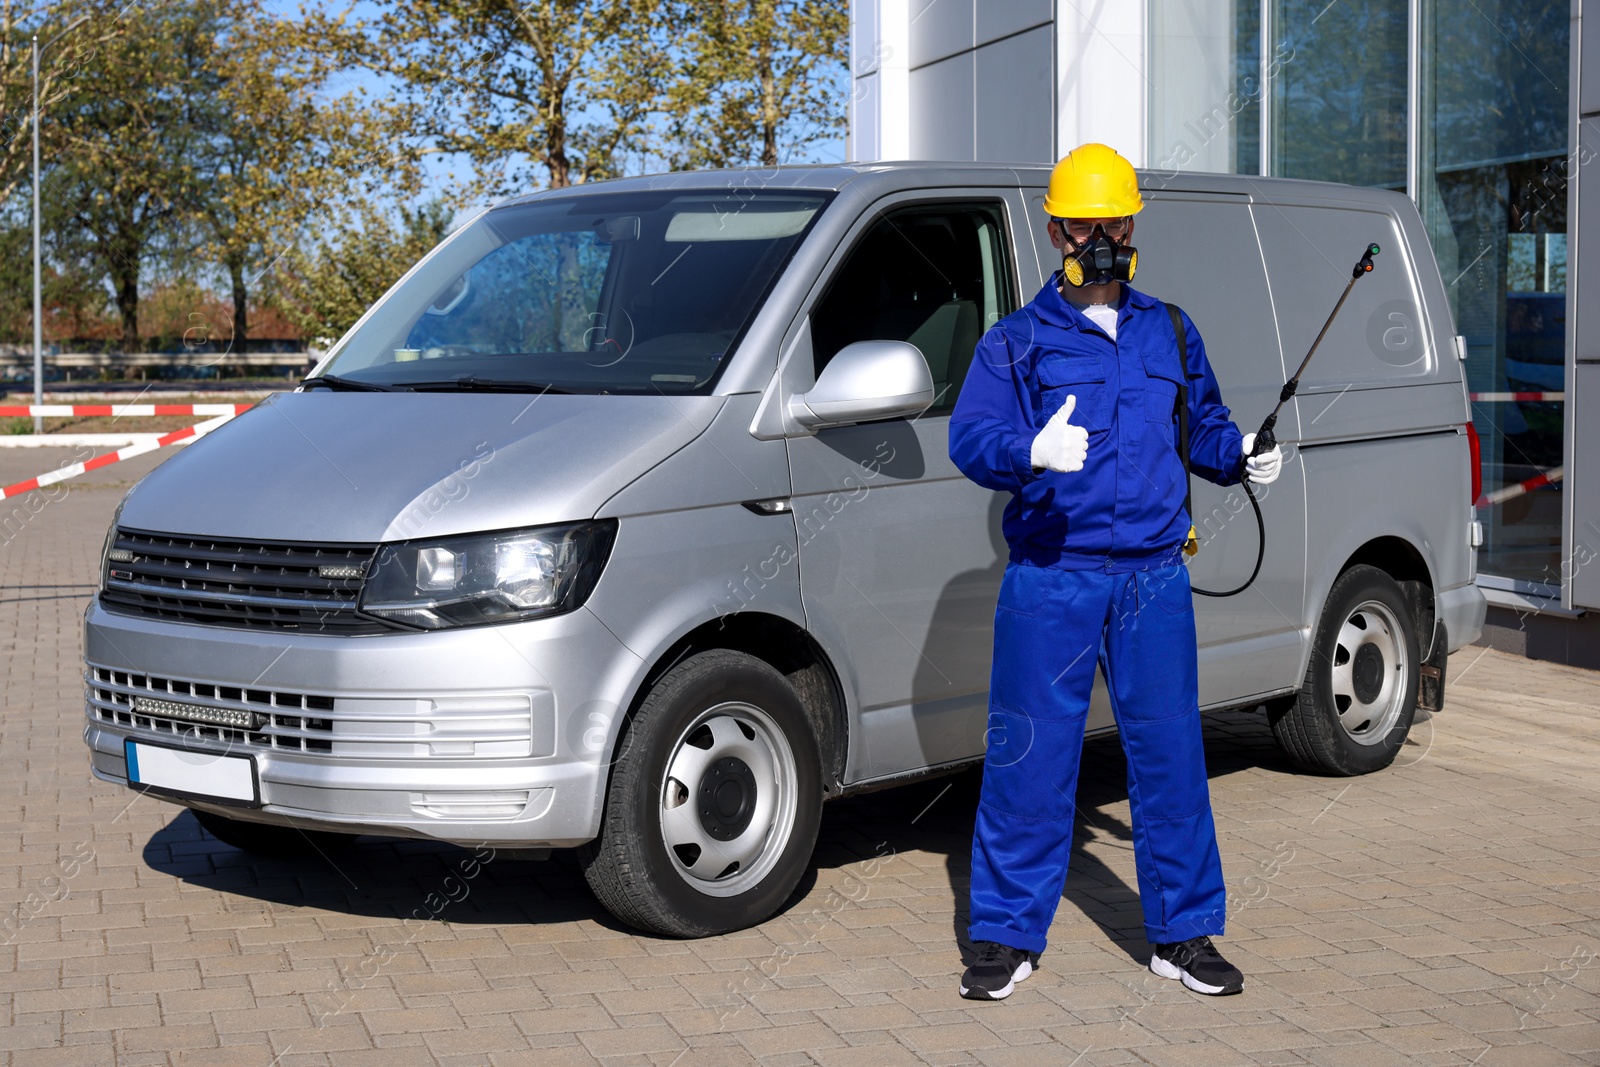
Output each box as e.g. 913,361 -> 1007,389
1031,394 -> 1089,473
1242,432 -> 1282,485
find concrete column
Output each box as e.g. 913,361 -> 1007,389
1056,1 -> 1147,164
850,0 -> 910,160
1147,1 -> 1237,175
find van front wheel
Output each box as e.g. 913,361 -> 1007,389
582,650 -> 823,937
1270,565 -> 1420,776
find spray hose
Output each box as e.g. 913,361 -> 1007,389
1181,242 -> 1380,598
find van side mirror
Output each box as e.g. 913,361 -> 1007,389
788,340 -> 935,431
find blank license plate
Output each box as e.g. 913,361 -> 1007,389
125,740 -> 259,806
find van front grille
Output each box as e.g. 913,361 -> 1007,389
87,667 -> 539,760
89,667 -> 334,753
99,528 -> 391,634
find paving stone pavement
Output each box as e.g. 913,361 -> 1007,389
2,444 -> 1599,1066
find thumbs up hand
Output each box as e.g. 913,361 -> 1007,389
1030,394 -> 1089,473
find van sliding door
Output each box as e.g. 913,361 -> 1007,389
1133,193 -> 1311,704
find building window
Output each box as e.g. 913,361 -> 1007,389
1148,1 -> 1262,177
1150,0 -> 1571,587
1419,0 -> 1569,586
1270,0 -> 1408,189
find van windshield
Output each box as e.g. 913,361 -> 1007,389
313,190 -> 831,394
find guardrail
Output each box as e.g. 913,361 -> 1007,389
0,351 -> 314,380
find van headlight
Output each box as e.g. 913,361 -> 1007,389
359,520 -> 617,629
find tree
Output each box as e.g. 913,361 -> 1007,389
271,199 -> 455,346
667,1 -> 848,170
0,211 -> 109,345
48,0 -> 219,351
0,1 -> 124,207
305,0 -> 679,197
190,2 -> 376,353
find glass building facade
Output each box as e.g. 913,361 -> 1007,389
1150,0 -> 1572,591
851,0 -> 1600,647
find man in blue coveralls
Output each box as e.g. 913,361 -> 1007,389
949,143 -> 1283,1001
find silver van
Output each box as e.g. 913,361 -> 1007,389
83,163 -> 1486,936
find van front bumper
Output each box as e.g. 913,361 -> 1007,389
82,600 -> 644,848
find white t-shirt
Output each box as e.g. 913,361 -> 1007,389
1076,301 -> 1118,340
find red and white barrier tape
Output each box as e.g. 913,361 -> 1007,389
0,403 -> 252,418
0,412 -> 236,501
1469,392 -> 1564,402
1475,466 -> 1564,509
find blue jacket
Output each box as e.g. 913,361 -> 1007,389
949,275 -> 1245,569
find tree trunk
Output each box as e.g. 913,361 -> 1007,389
114,271 -> 140,354
547,112 -> 571,189
545,60 -> 571,188
758,25 -> 778,166
229,258 -> 248,354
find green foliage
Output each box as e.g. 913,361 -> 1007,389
668,1 -> 849,169
0,2 -> 131,207
48,0 -> 228,351
0,212 -> 110,344
272,199 -> 457,345
0,0 -> 848,358
303,0 -> 848,194
193,2 -> 383,351
304,0 -> 681,196
0,0 -> 398,355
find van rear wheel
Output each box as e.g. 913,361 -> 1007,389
1270,565 -> 1420,776
581,650 -> 823,937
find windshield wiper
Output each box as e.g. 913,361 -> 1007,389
401,376 -> 573,394
300,374 -> 414,392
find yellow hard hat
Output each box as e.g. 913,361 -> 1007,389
1043,143 -> 1143,219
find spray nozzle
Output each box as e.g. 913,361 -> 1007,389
1354,243 -> 1380,279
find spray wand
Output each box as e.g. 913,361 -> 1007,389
1247,242 -> 1381,464
1192,241 -> 1380,598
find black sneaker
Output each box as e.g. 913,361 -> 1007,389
1149,936 -> 1243,995
959,941 -> 1033,1001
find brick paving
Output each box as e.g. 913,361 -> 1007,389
2,443 -> 1599,1066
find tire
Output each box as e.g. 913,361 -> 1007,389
193,808 -> 353,859
581,650 -> 824,937
1269,565 -> 1420,776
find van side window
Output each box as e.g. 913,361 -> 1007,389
811,203 -> 1015,415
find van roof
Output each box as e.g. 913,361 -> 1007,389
496,161 -> 1411,213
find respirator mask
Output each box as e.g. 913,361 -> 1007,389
1060,220 -> 1137,288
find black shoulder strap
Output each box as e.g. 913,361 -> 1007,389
1166,302 -> 1193,530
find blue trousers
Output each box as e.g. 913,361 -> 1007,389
968,560 -> 1227,953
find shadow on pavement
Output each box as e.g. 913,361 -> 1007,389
816,702 -> 1297,963
143,809 -> 622,931
138,704 -> 1296,944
